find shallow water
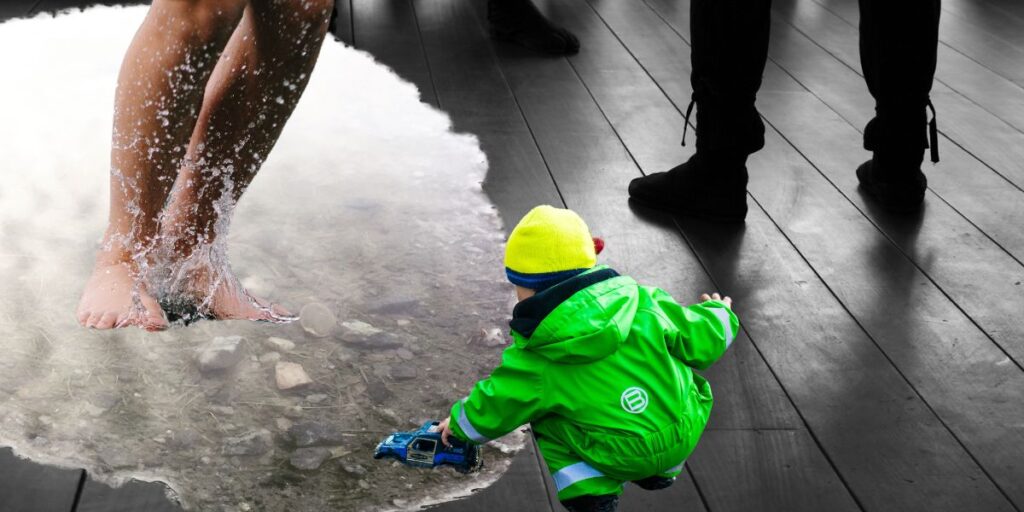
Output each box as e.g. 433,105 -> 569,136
0,6 -> 521,511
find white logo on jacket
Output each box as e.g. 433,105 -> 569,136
620,387 -> 649,414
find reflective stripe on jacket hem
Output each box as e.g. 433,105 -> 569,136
457,399 -> 491,443
552,462 -> 606,491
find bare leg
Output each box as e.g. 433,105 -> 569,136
78,0 -> 247,330
161,0 -> 333,321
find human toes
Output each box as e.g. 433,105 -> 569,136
95,311 -> 119,329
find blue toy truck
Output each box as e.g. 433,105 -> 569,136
373,421 -> 482,473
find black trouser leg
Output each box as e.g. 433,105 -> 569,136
690,0 -> 772,155
859,0 -> 941,156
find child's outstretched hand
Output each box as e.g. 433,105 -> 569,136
700,292 -> 732,309
438,417 -> 453,447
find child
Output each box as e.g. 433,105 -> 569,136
439,205 -> 738,512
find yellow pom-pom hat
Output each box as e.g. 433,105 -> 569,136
505,205 -> 605,291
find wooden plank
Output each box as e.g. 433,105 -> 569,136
688,430 -> 855,512
757,91 -> 1024,509
761,0 -> 1024,269
330,0 -> 353,46
0,447 -> 83,512
352,0 -> 438,108
759,0 -> 1024,366
675,197 -> 1015,512
411,0 -> 563,225
935,2 -> 1024,88
0,0 -> 39,19
576,0 -> 1018,510
416,439 -> 557,511
75,477 -> 182,512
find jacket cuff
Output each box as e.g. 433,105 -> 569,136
449,398 -> 491,444
702,300 -> 738,348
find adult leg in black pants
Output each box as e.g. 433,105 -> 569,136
629,0 -> 941,220
856,0 -> 941,212
628,0 -> 771,222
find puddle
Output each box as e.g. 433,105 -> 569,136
0,6 -> 520,511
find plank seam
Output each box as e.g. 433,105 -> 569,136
762,11 -> 1024,373
797,0 -> 1024,175
70,469 -> 86,512
459,0 -> 569,211
407,0 -> 442,108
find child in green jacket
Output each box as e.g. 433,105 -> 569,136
438,205 -> 738,512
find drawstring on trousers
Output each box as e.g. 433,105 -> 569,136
680,99 -> 695,146
927,100 -> 939,163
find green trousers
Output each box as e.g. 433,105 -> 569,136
536,436 -> 685,501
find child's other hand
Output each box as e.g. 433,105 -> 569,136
700,292 -> 732,309
439,417 -> 453,446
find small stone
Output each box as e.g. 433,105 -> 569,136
475,327 -> 505,347
300,303 -> 337,337
357,479 -> 370,490
208,405 -> 235,416
259,352 -> 282,364
395,348 -> 414,361
265,337 -> 296,352
342,463 -> 367,476
393,499 -> 408,507
283,405 -> 304,419
223,429 -> 273,456
275,417 -> 293,431
289,447 -> 332,470
396,319 -> 411,327
196,336 -> 245,372
340,320 -> 381,337
286,422 -> 347,447
388,364 -> 418,381
276,362 -> 314,390
305,393 -> 329,404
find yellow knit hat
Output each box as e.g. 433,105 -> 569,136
505,205 -> 602,290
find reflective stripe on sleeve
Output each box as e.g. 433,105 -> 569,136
663,461 -> 685,474
552,462 -> 606,491
710,307 -> 735,348
457,399 -> 491,444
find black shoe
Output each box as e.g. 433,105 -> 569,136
561,494 -> 619,512
632,475 -> 676,490
628,153 -> 748,222
856,154 -> 926,213
488,0 -> 580,55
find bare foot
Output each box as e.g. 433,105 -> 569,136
167,257 -> 295,324
204,277 -> 295,323
77,259 -> 168,331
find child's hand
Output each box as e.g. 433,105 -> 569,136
439,417 -> 453,446
700,292 -> 732,309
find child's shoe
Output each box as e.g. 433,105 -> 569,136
856,151 -> 927,213
488,0 -> 579,55
561,494 -> 619,512
628,153 -> 748,222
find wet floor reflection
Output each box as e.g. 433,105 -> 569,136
0,6 -> 521,510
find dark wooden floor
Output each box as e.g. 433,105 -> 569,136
3,0 -> 1024,510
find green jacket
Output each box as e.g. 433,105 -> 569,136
448,266 -> 738,481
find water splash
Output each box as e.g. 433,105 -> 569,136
0,6 -> 520,510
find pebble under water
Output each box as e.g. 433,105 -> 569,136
0,6 -> 521,510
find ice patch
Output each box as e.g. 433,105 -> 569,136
0,5 -> 518,511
